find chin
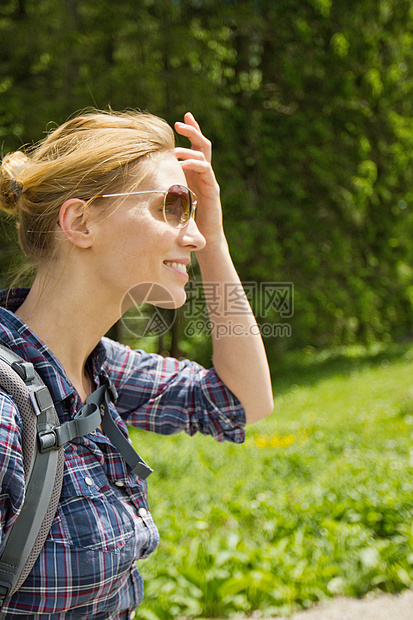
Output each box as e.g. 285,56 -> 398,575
156,290 -> 187,309
121,281 -> 187,312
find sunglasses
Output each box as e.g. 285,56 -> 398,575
89,184 -> 197,229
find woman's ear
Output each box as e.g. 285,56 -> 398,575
58,199 -> 94,248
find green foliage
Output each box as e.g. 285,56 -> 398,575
130,344 -> 413,617
1,0 -> 413,354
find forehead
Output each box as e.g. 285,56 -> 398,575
134,153 -> 187,192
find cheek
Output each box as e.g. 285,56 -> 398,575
102,215 -> 151,257
95,207 -> 176,273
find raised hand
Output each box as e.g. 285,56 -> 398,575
174,112 -> 224,248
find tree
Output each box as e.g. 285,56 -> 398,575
1,0 -> 413,361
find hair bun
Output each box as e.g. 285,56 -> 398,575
0,150 -> 29,215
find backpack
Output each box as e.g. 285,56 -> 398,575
0,342 -> 153,611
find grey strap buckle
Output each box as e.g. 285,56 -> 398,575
37,402 -> 102,454
38,428 -> 58,453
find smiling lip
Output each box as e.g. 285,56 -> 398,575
163,260 -> 189,278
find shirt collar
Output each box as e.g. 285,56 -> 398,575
0,288 -> 107,404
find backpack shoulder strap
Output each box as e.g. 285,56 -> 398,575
88,371 -> 153,480
0,343 -> 65,607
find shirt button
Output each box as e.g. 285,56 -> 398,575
114,480 -> 125,488
138,507 -> 147,517
84,476 -> 93,486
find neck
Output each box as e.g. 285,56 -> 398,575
15,269 -> 121,399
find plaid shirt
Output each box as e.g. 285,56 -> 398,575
0,288 -> 246,618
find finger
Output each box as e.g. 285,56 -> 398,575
175,114 -> 213,166
175,120 -> 211,151
174,147 -> 206,161
183,112 -> 201,131
178,159 -> 211,173
174,121 -> 207,145
178,159 -> 217,185
178,125 -> 212,162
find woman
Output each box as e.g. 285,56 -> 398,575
0,110 -> 273,618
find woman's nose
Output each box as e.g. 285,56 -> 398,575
179,218 -> 206,251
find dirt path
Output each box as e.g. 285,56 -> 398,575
272,590 -> 413,619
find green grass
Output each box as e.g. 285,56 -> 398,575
130,343 -> 413,619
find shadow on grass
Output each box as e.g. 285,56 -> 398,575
270,342 -> 413,395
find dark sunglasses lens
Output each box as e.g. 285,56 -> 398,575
164,185 -> 191,227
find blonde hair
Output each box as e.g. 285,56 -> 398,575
0,109 -> 175,266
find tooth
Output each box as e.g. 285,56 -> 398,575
165,261 -> 186,271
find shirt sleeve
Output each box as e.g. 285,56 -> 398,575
101,338 -> 246,443
0,391 -> 25,554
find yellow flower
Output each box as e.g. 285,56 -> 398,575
249,433 -> 297,449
